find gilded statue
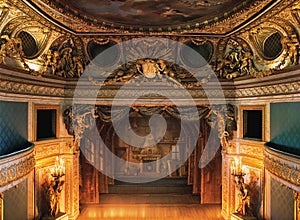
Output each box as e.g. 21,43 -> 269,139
43,176 -> 65,217
0,35 -> 24,64
235,177 -> 252,216
287,35 -> 299,65
42,39 -> 85,78
214,40 -> 255,79
136,59 -> 162,79
281,35 -> 300,65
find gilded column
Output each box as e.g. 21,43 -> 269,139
294,191 -> 300,220
0,193 -> 3,220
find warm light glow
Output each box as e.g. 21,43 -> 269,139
26,61 -> 42,72
231,157 -> 244,176
50,156 -> 65,177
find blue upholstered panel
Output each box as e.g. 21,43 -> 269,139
270,102 -> 300,150
0,101 -> 28,155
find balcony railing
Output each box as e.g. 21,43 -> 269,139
0,143 -> 35,192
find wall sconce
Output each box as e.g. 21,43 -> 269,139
44,157 -> 66,217
230,157 -> 254,217
50,156 -> 66,178
231,157 -> 245,178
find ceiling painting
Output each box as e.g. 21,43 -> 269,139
61,0 -> 245,26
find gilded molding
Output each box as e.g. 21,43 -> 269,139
264,149 -> 300,187
240,144 -> 264,160
0,148 -> 35,189
1,67 -> 300,99
0,0 -> 299,81
26,0 -> 275,35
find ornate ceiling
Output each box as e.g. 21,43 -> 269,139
0,0 -> 299,86
52,0 -> 246,27
21,0 -> 280,34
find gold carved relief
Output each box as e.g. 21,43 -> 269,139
265,154 -> 300,186
0,155 -> 35,188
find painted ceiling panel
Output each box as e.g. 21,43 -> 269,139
60,0 -> 244,26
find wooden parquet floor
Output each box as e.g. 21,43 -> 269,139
78,179 -> 223,219
77,204 -> 223,220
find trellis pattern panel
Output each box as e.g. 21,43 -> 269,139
0,101 -> 28,155
270,178 -> 294,220
270,102 -> 300,151
4,179 -> 28,220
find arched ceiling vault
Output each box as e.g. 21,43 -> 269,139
0,0 -> 299,85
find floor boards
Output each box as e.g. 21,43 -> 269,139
77,204 -> 223,220
77,178 -> 223,219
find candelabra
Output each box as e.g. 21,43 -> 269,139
230,157 -> 245,179
45,157 -> 65,217
230,157 -> 253,217
50,157 -> 66,179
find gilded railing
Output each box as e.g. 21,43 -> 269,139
0,143 -> 35,192
264,142 -> 300,188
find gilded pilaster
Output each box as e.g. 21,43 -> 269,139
294,191 -> 300,220
0,193 -> 3,220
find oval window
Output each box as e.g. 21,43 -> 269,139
18,31 -> 38,58
263,32 -> 282,60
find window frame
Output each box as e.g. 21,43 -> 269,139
34,105 -> 59,141
240,105 -> 265,141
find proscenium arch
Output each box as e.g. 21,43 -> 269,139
72,37 -> 226,183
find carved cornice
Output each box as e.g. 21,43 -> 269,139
0,66 -> 66,97
264,146 -> 300,188
1,65 -> 300,100
0,144 -> 35,192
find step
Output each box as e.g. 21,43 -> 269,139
109,185 -> 192,194
100,193 -> 200,204
113,178 -> 188,186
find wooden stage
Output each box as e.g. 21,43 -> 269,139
78,178 -> 223,219
77,204 -> 223,220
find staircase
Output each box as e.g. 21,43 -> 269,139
100,178 -> 199,204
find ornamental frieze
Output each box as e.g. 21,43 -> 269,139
0,155 -> 35,188
264,154 -> 300,186
1,73 -> 300,99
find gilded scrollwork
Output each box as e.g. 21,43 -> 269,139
0,35 -> 24,64
0,0 -> 299,83
0,155 -> 35,188
281,34 -> 300,66
214,39 -> 258,79
264,154 -> 300,187
88,58 -> 207,88
41,38 -> 86,78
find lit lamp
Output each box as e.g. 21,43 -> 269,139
45,156 -> 66,217
50,156 -> 66,178
231,157 -> 253,217
230,157 -> 245,178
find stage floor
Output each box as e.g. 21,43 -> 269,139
77,204 -> 223,220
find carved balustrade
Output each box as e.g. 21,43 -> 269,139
0,143 -> 35,193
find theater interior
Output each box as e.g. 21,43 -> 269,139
0,0 -> 299,219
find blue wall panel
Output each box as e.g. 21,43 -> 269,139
270,102 -> 300,150
0,101 -> 28,155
